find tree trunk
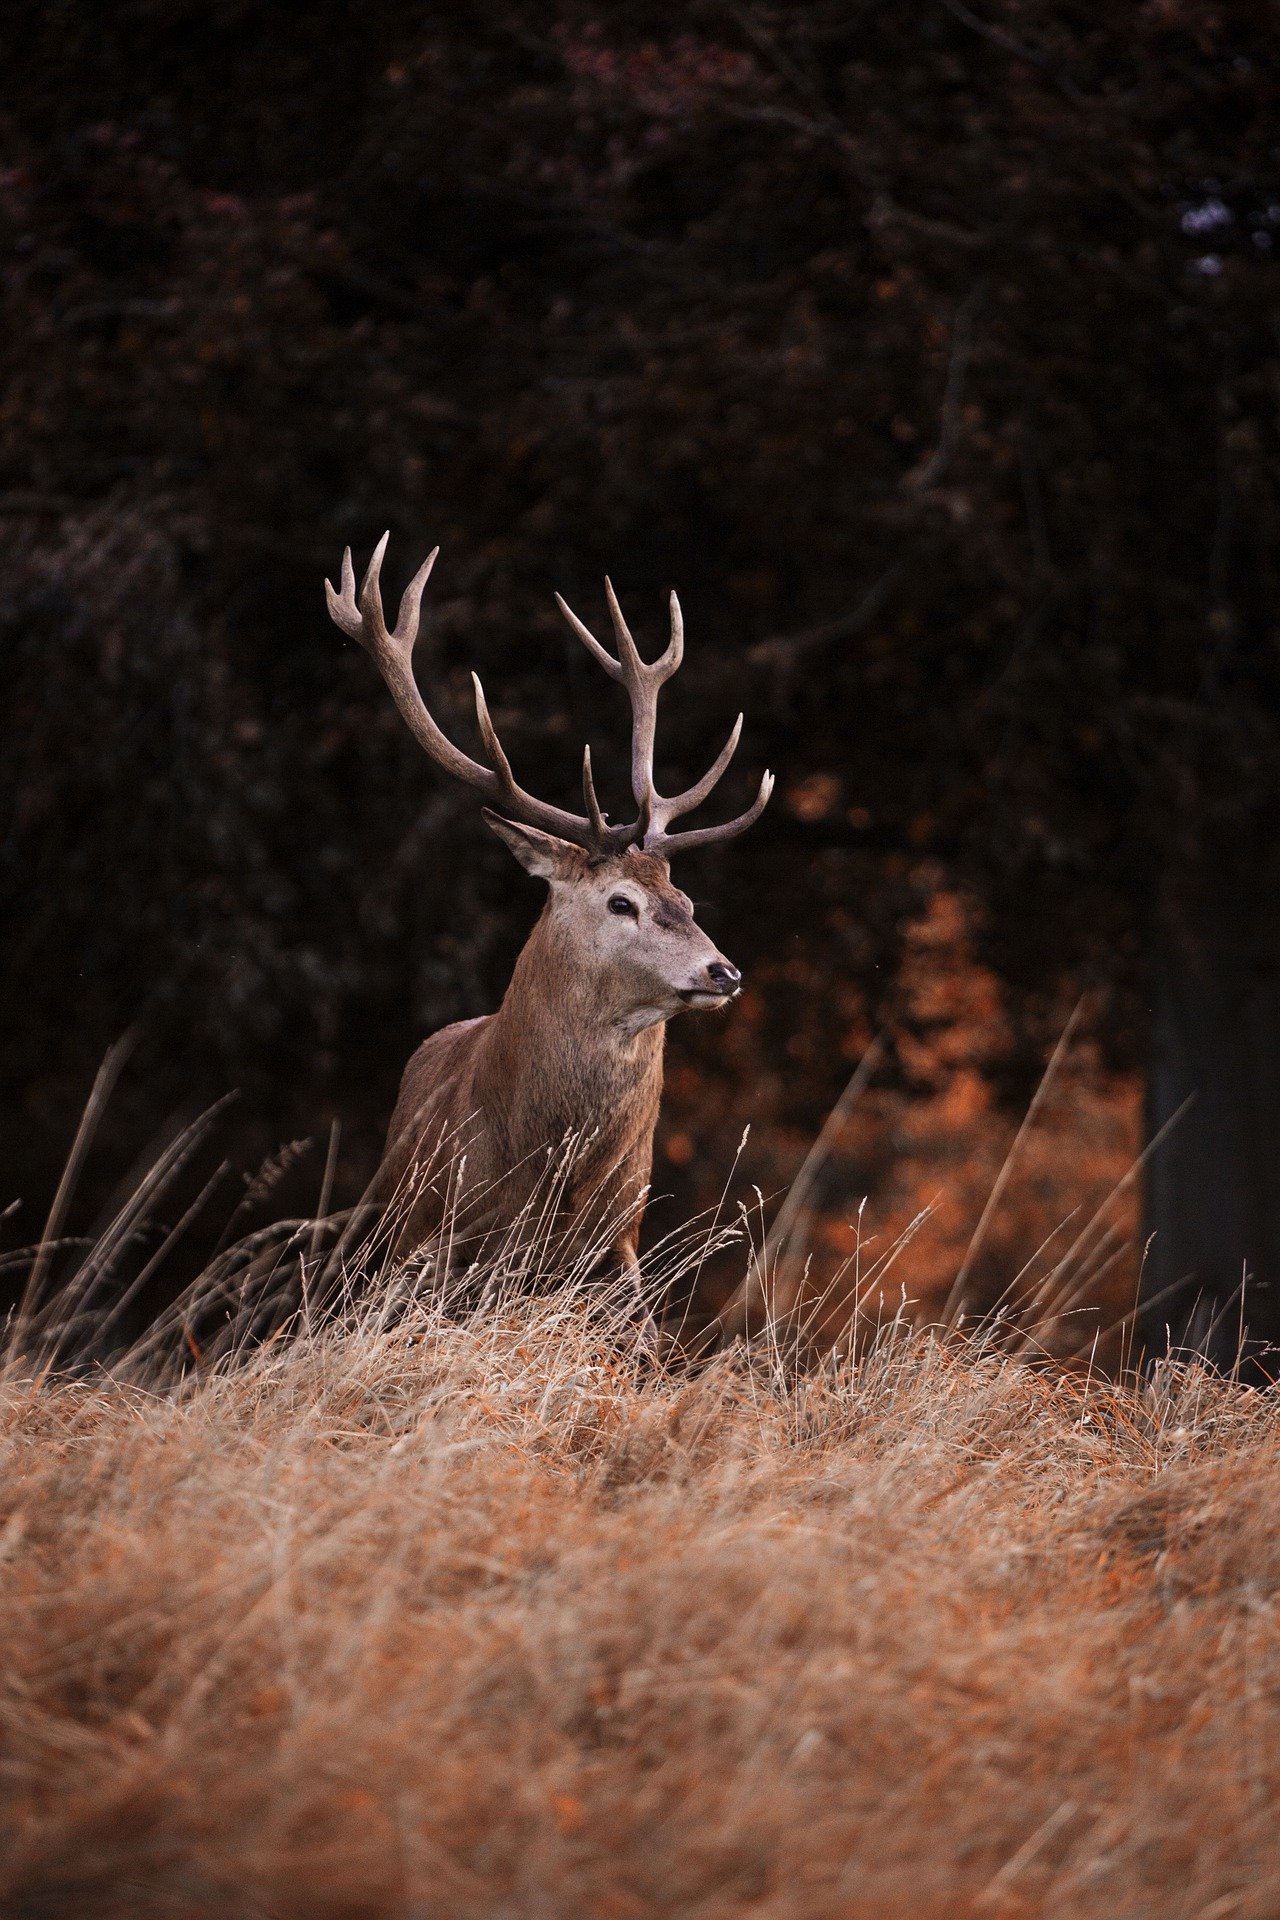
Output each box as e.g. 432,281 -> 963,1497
1143,828 -> 1280,1376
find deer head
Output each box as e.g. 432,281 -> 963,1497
325,535 -> 772,1026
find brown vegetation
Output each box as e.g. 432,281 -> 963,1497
2,1226 -> 1278,1917
690,882 -> 1143,1359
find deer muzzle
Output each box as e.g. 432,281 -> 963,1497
680,959 -> 742,1007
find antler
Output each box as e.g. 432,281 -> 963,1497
326,534 -> 772,860
555,580 -> 773,857
326,533 -> 613,850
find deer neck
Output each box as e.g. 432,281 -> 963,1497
477,909 -> 664,1138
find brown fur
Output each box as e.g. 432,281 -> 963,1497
374,841 -> 737,1303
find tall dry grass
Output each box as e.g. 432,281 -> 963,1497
3,1145 -> 1280,1920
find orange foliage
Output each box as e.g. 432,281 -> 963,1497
664,872 -> 1141,1363
836,882 -> 1142,1356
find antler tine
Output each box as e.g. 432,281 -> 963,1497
357,531 -> 394,647
392,545 -> 439,643
647,769 -> 775,858
582,745 -> 609,841
662,588 -> 684,673
649,711 -> 743,831
603,576 -> 644,675
554,592 -> 623,681
324,546 -> 363,640
471,673 -> 519,793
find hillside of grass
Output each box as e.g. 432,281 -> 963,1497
2,1259 -> 1278,1920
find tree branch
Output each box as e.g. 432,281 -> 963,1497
936,0 -> 1085,103
901,282 -> 987,493
748,560 -> 905,669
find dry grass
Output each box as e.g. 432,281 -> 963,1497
3,1232 -> 1280,1920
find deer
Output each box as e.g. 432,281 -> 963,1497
325,534 -> 772,1335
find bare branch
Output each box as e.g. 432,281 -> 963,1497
748,561 -> 905,670
902,282 -> 987,494
936,0 -> 1085,104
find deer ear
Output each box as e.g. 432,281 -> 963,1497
482,810 -> 582,881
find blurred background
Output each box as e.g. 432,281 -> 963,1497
3,3 -> 1278,1360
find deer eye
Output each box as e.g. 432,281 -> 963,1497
608,893 -> 640,918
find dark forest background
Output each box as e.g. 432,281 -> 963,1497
3,2 -> 1279,1352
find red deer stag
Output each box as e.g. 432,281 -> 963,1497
326,535 -> 772,1325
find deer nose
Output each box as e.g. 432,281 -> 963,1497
706,960 -> 741,994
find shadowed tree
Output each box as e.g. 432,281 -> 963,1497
2,1 -> 1278,1355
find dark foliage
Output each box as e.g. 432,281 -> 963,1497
3,2 -> 1278,1226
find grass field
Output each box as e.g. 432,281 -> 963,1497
2,1236 -> 1279,1920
